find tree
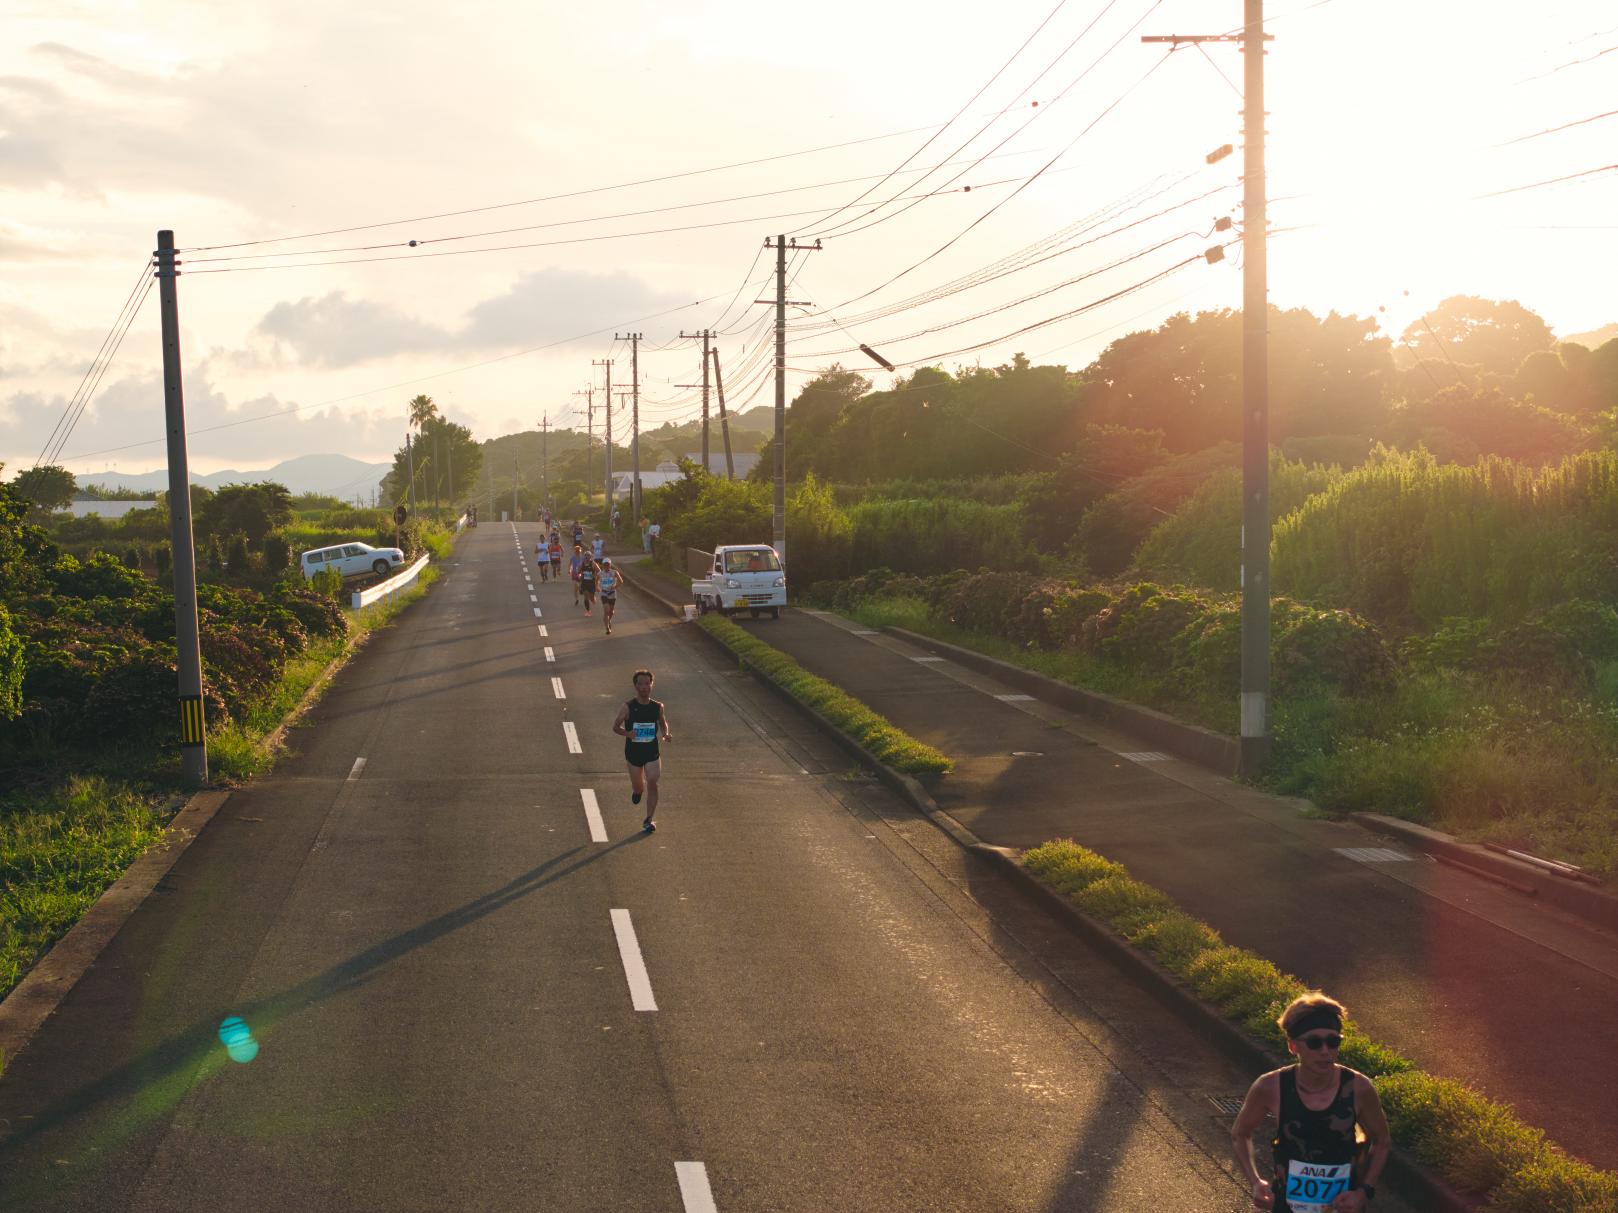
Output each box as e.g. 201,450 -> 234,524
1383,385 -> 1590,465
1397,296 -> 1555,380
407,394 -> 439,431
10,464 -> 76,511
195,482 -> 295,546
381,416 -> 481,514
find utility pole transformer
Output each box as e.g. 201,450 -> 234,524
616,333 -> 643,522
1144,3 -> 1271,773
155,230 -> 207,787
761,236 -> 820,565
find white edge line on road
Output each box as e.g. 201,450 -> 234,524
563,720 -> 582,753
610,908 -> 658,1011
675,1162 -> 718,1213
545,647 -> 555,661
580,788 -> 607,842
552,676 -> 566,699
347,756 -> 366,780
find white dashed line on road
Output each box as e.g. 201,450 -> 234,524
675,1162 -> 718,1212
533,607 -> 543,618
530,594 -> 538,603
347,757 -> 366,781
580,788 -> 607,842
544,647 -> 555,662
1336,847 -> 1415,864
563,721 -> 581,753
610,909 -> 658,1011
538,625 -> 548,636
552,677 -> 566,699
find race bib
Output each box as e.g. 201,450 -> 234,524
1284,1161 -> 1351,1212
632,722 -> 657,743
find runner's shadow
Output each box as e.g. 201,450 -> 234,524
0,836 -> 636,1160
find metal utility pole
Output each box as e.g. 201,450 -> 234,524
711,347 -> 736,480
761,236 -> 819,564
1144,2 -> 1271,773
615,333 -> 643,522
405,431 -> 416,514
679,329 -> 714,472
592,359 -> 614,515
155,230 -> 207,787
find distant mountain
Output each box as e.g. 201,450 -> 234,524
1563,323 -> 1618,350
77,453 -> 391,500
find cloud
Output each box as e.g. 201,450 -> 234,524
256,293 -> 451,367
250,266 -> 694,368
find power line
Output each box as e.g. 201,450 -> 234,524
1516,41 -> 1618,85
1477,163 -> 1618,199
799,0 -> 1076,237
1493,108 -> 1618,148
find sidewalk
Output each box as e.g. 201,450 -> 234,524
617,556 -> 1618,1172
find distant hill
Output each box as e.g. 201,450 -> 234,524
1563,323 -> 1618,349
77,453 -> 391,500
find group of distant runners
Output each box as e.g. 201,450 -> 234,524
533,512 -> 667,832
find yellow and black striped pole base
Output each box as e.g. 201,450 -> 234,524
179,694 -> 206,747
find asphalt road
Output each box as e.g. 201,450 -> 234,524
0,524 -> 1351,1211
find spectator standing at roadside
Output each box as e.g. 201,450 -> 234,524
1231,993 -> 1389,1212
640,515 -> 651,553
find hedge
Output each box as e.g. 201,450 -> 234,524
1021,839 -> 1618,1211
698,614 -> 951,775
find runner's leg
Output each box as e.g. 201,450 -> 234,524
643,759 -> 661,820
627,761 -> 645,803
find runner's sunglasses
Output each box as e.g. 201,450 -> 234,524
1293,1033 -> 1343,1051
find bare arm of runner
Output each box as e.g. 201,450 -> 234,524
1332,1075 -> 1390,1212
1231,1072 -> 1278,1210
612,702 -> 630,738
659,703 -> 672,742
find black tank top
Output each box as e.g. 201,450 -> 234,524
1272,1068 -> 1359,1211
580,562 -> 598,587
624,698 -> 662,758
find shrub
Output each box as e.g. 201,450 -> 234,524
261,533 -> 292,577
1272,607 -> 1396,696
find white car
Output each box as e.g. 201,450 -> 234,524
300,541 -> 406,581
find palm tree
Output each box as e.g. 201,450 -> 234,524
407,394 -> 439,431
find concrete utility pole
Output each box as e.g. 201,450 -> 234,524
513,455 -> 519,521
1144,1 -> 1271,773
592,359 -> 614,515
155,230 -> 207,787
761,236 -> 819,565
711,347 -> 736,480
539,414 -> 549,508
679,329 -> 714,472
405,431 -> 416,515
574,387 -> 595,514
433,433 -> 442,518
616,333 -> 643,521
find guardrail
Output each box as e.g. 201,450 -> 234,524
350,553 -> 430,610
454,512 -> 468,533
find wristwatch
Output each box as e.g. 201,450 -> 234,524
1361,1185 -> 1376,1202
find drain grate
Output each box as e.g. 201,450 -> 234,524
1011,751 -> 1045,757
1335,847 -> 1414,864
1120,750 -> 1171,762
1207,1095 -> 1244,1116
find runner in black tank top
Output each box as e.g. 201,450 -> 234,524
1231,993 -> 1390,1212
613,669 -> 672,832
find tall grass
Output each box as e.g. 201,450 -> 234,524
846,498 -> 1034,575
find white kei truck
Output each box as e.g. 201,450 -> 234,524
691,544 -> 787,619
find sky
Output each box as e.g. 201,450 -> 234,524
3,0 -> 1615,482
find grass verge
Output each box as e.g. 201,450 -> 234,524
698,614 -> 951,775
1022,838 -> 1618,1212
0,560 -> 445,1040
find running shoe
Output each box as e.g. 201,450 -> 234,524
632,791 -> 642,805
642,818 -> 656,833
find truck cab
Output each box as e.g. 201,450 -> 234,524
692,544 -> 786,619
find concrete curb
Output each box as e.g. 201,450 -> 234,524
883,625 -> 1241,775
0,788 -> 232,1075
620,566 -> 687,620
1350,812 -> 1618,933
694,614 -> 1477,1213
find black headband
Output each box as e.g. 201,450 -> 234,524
1289,1006 -> 1343,1038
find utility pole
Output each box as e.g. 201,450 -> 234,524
711,347 -> 736,480
679,329 -> 714,473
592,359 -> 613,516
513,454 -> 519,522
1144,3 -> 1270,773
539,414 -> 549,508
615,333 -> 643,522
574,387 -> 595,515
485,455 -> 494,520
761,236 -> 819,565
433,432 -> 442,519
405,431 -> 416,515
155,230 -> 207,787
